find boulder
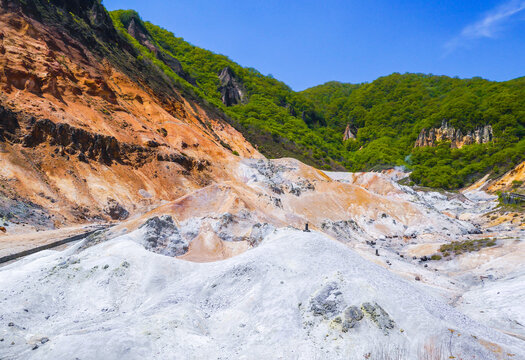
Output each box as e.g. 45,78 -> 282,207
342,305 -> 364,332
104,199 -> 129,220
361,302 -> 395,334
310,282 -> 345,319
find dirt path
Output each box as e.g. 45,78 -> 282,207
0,225 -> 111,265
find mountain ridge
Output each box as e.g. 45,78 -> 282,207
108,9 -> 524,189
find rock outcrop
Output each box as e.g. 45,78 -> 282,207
361,302 -> 395,334
126,17 -> 157,54
124,12 -> 195,85
415,121 -> 493,148
0,5 -> 260,229
341,305 -> 364,332
22,119 -> 122,164
343,123 -> 356,141
18,117 -> 209,171
0,104 -> 20,141
104,199 -> 129,220
218,67 -> 247,106
138,215 -> 188,256
310,282 -> 345,318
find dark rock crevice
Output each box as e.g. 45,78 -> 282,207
18,117 -> 207,171
0,104 -> 20,141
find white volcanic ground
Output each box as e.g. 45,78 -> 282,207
1,158 -> 524,359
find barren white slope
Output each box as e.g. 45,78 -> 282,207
1,229 -> 523,359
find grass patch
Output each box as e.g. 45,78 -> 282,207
438,238 -> 497,257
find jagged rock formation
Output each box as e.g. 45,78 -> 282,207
0,110 -> 208,171
342,123 -> 356,141
415,121 -> 493,148
126,17 -> 157,54
218,67 -> 247,106
123,12 -> 195,85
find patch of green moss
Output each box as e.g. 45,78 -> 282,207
439,238 -> 497,256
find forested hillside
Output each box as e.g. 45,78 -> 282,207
110,10 -> 525,189
302,75 -> 525,188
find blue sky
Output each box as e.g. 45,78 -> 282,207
103,0 -> 525,90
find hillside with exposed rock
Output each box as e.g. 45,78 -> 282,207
0,0 -> 260,233
415,121 -> 493,148
0,1 -> 524,359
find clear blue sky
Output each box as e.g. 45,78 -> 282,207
103,0 -> 525,91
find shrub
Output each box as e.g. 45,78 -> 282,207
439,238 -> 497,256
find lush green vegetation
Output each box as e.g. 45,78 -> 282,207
109,10 -> 525,188
437,238 -> 497,258
302,74 -> 525,187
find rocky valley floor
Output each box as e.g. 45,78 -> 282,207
1,158 -> 524,360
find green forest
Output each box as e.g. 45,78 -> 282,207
110,10 -> 525,189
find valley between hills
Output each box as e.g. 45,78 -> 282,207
0,1 -> 524,359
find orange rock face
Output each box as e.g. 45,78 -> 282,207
487,161 -> 525,193
0,11 -> 261,231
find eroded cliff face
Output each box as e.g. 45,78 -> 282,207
415,121 -> 493,148
218,67 -> 247,106
0,6 -> 261,231
487,161 -> 525,193
342,124 -> 356,141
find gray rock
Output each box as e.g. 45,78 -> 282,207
218,67 -> 247,106
321,219 -> 362,243
139,215 -> 188,256
342,305 -> 364,332
310,282 -> 345,319
249,223 -> 275,247
361,302 -> 395,334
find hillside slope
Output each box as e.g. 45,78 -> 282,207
1,154 -> 524,358
2,227 -> 524,359
302,75 -> 525,188
107,10 -> 524,189
0,0 -> 265,232
1,3 -> 524,358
